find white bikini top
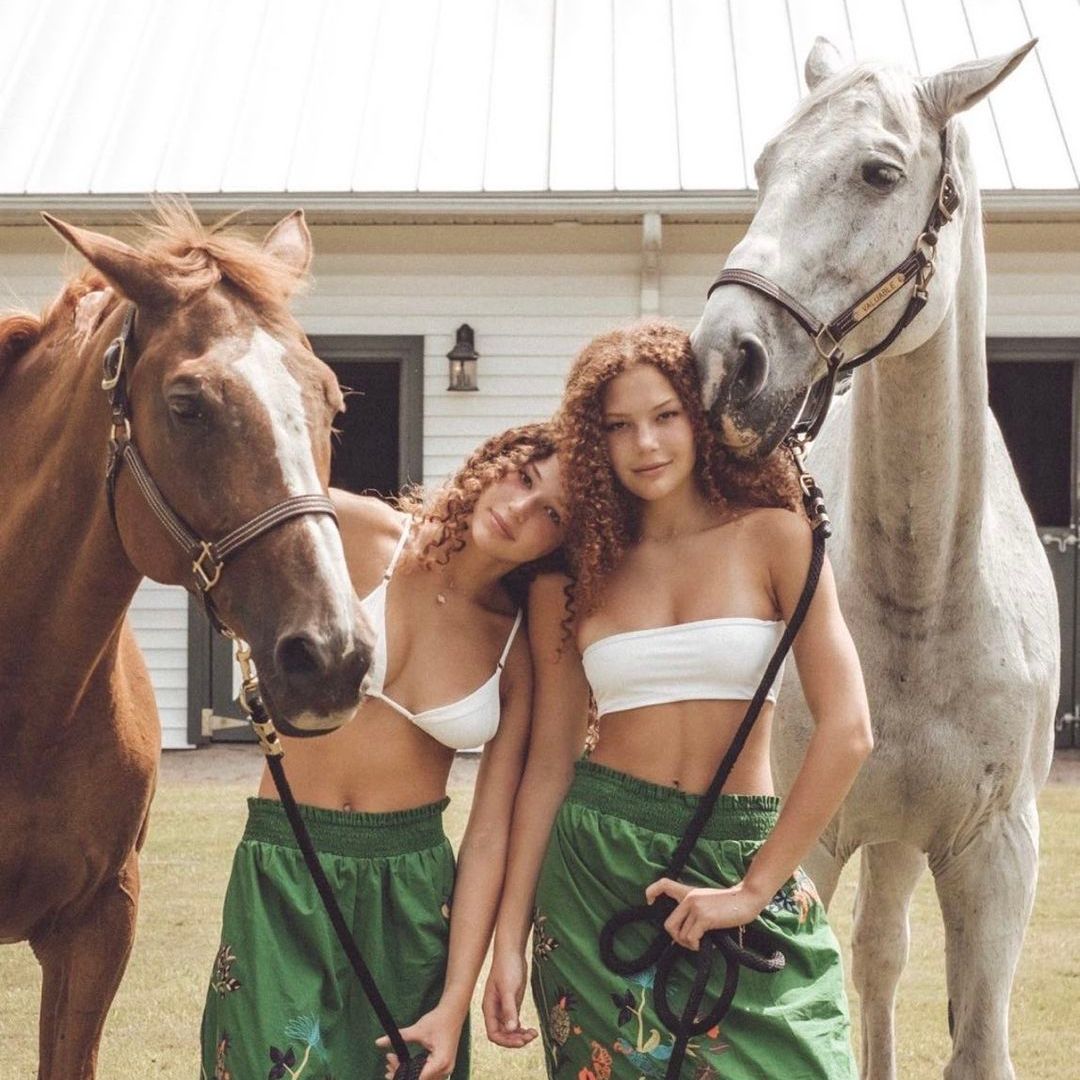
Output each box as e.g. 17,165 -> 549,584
581,617 -> 786,718
359,518 -> 522,750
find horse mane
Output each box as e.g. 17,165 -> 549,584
0,313 -> 42,374
0,271 -> 114,379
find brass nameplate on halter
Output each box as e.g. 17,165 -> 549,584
852,272 -> 907,322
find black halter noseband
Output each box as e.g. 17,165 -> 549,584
101,304 -> 337,636
707,125 -> 960,441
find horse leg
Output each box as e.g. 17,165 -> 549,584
931,799 -> 1039,1080
851,841 -> 927,1080
801,836 -> 847,908
33,853 -> 140,1080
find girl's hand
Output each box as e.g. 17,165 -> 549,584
482,948 -> 538,1048
645,878 -> 768,951
377,1004 -> 464,1080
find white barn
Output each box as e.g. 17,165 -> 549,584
1,0 -> 1077,748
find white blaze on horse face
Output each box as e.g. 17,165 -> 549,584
233,328 -> 358,667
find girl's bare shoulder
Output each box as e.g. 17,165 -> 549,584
330,489 -> 409,584
705,505 -> 809,552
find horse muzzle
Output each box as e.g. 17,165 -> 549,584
256,629 -> 371,738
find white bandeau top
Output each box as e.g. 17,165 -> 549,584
581,617 -> 786,718
359,518 -> 522,749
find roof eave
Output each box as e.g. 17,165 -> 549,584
0,189 -> 1078,226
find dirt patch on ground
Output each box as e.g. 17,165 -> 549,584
162,744 -> 1080,787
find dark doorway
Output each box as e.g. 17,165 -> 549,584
329,360 -> 400,496
189,335 -> 423,743
987,339 -> 1079,748
988,360 -> 1071,528
314,335 -> 424,497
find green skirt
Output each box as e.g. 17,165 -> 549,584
530,760 -> 856,1080
200,796 -> 468,1080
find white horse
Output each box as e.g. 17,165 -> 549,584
691,39 -> 1059,1080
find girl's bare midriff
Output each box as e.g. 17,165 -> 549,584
588,699 -> 775,796
258,701 -> 456,812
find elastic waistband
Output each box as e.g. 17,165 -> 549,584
243,796 -> 449,858
565,759 -> 779,841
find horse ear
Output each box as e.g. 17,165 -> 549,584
805,37 -> 844,91
41,213 -> 175,309
263,210 -> 313,276
917,40 -> 1036,127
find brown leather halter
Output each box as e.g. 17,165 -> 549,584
101,304 -> 337,634
707,125 -> 960,441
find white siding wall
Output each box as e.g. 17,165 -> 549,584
299,223 -> 645,482
2,217 -> 1078,753
127,581 -> 190,749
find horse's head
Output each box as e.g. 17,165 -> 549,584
44,208 -> 372,736
691,38 -> 1035,458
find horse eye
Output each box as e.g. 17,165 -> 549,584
166,391 -> 204,423
862,161 -> 902,191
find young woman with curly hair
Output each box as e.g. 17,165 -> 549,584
200,422 -> 567,1080
483,322 -> 870,1079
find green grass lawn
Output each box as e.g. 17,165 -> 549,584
1,763 -> 1077,1078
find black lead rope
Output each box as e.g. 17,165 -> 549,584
597,443 -> 830,1079
240,675 -> 429,1080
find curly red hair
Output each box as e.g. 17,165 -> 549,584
557,319 -> 801,617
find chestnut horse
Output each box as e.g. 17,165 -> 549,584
0,208 -> 372,1079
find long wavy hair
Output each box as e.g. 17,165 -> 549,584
395,421 -> 567,604
558,319 -> 801,618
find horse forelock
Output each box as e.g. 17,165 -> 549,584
137,202 -> 308,319
778,63 -> 925,152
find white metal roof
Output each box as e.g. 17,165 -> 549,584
0,0 -> 1076,217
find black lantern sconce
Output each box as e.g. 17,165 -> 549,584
447,323 -> 479,391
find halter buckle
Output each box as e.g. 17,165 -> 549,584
813,326 -> 842,364
100,336 -> 126,391
192,541 -> 224,592
937,173 -> 958,223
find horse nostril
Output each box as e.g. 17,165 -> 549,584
731,333 -> 770,404
275,632 -> 328,680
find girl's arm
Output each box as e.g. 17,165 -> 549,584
482,573 -> 591,1047
648,509 -> 872,946
380,618 -> 535,1079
